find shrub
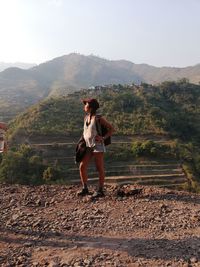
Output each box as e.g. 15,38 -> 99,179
0,145 -> 45,184
43,166 -> 61,182
131,140 -> 172,158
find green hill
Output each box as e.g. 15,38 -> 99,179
2,80 -> 200,190
8,80 -> 200,143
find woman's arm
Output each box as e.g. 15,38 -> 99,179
100,117 -> 115,138
95,117 -> 115,142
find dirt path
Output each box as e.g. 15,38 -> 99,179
0,184 -> 200,266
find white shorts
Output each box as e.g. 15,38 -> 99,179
93,143 -> 106,153
86,143 -> 106,153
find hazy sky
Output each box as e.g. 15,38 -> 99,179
0,0 -> 200,67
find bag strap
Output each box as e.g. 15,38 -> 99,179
95,115 -> 102,136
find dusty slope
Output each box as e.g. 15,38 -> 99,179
0,184 -> 200,267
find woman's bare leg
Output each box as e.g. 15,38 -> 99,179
94,152 -> 105,189
79,150 -> 93,187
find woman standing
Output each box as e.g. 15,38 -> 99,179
78,98 -> 115,198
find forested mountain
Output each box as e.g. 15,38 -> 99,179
8,80 -> 200,143
1,54 -> 200,121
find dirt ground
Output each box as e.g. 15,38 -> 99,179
0,184 -> 200,266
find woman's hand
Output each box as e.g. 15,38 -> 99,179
95,135 -> 104,143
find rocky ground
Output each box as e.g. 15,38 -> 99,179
0,183 -> 200,267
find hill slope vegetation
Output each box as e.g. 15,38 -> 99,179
8,80 -> 200,143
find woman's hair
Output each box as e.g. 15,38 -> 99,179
89,105 -> 97,115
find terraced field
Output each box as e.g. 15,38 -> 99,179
30,135 -> 188,189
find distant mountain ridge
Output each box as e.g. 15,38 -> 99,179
0,62 -> 36,72
0,53 -> 200,120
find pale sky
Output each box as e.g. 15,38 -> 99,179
0,0 -> 200,67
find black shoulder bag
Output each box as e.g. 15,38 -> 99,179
75,135 -> 87,163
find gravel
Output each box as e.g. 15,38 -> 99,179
0,184 -> 200,266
